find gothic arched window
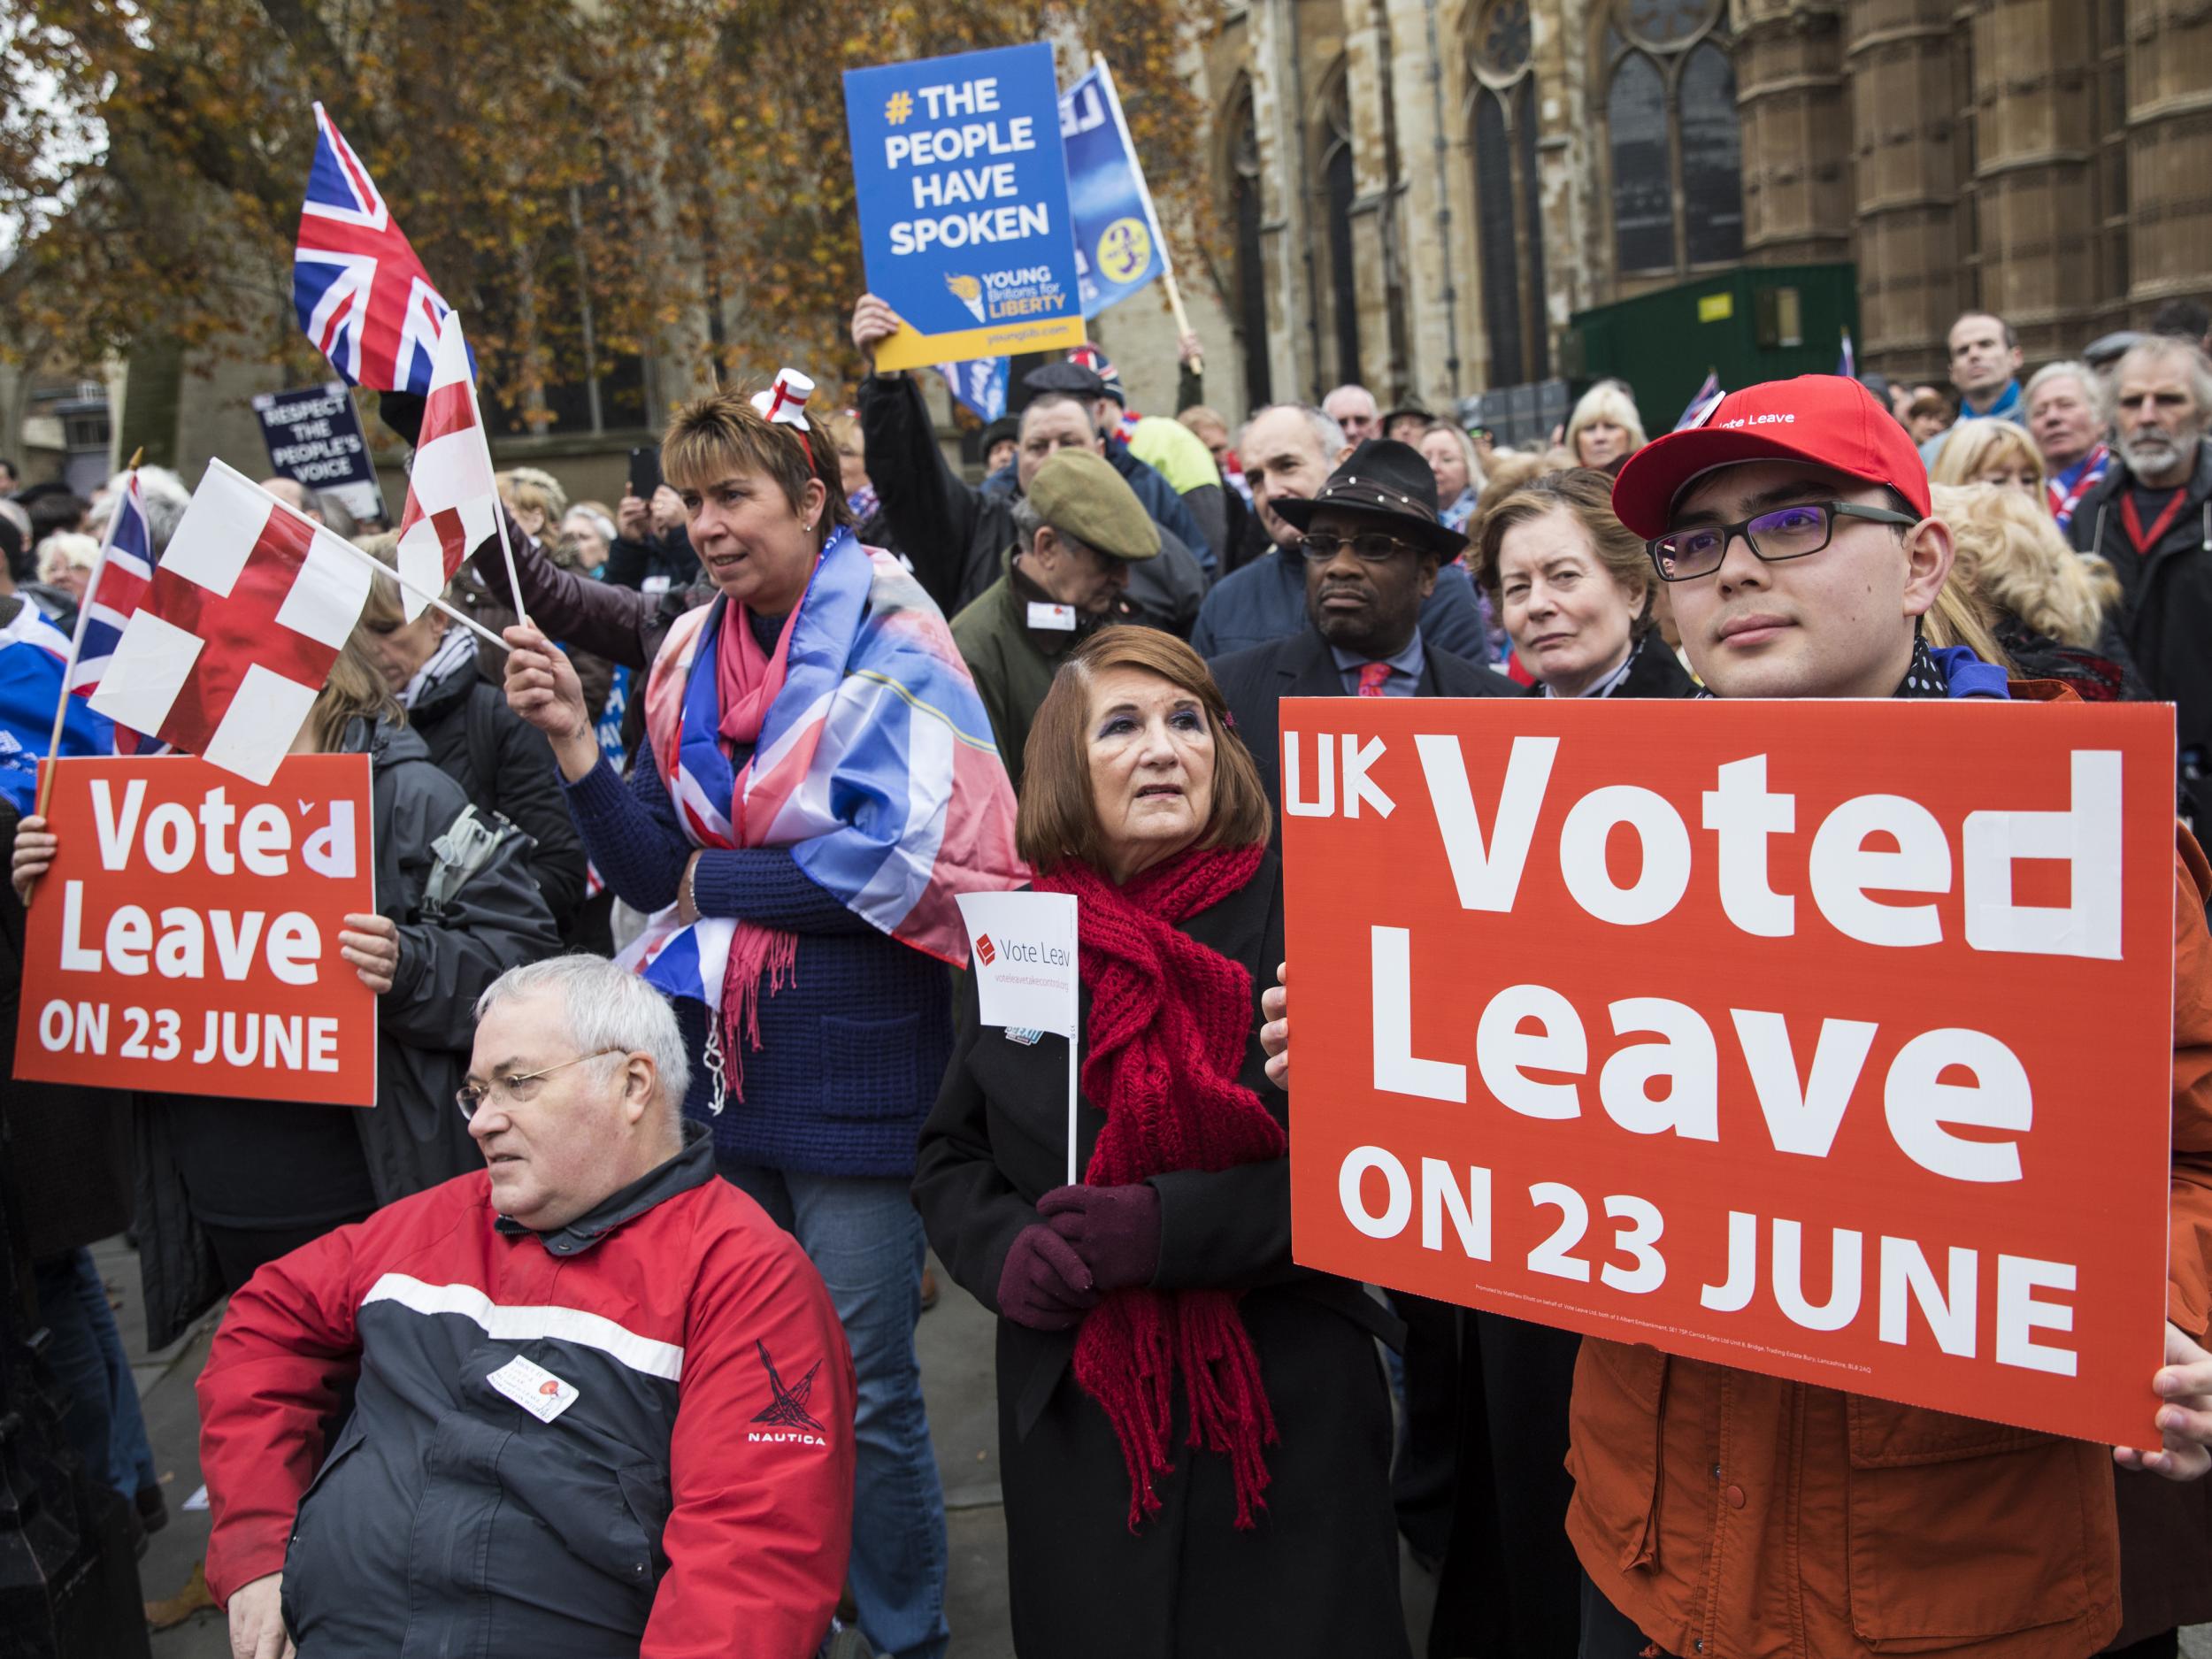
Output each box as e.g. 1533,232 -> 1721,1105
1318,72 -> 1362,388
1226,81 -> 1272,411
1467,0 -> 1547,384
1601,0 -> 1743,280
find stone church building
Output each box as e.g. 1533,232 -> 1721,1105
1185,0 -> 2212,422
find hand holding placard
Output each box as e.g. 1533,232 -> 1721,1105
1280,696 -> 2184,1448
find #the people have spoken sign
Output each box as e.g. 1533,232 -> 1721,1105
843,42 -> 1085,373
13,756 -> 378,1106
1280,697 -> 2178,1448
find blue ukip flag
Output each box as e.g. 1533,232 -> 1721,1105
1060,62 -> 1169,319
1838,328 -> 1856,380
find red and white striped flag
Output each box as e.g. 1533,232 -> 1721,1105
86,460 -> 373,785
395,313 -> 500,620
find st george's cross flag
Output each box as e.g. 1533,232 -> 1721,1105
88,461 -> 373,786
295,102 -> 452,396
394,315 -> 500,619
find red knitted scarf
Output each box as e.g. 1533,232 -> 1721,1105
1036,842 -> 1284,1531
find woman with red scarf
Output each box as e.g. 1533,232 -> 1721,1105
914,628 -> 1409,1655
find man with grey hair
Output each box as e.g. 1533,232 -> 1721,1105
257,474 -> 357,538
949,448 -> 1160,788
1323,383 -> 1381,446
2024,360 -> 2110,530
198,954 -> 856,1659
2072,334 -> 2212,820
1190,403 -> 1492,658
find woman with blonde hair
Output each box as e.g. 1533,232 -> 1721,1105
1563,380 -> 1647,472
1931,481 -> 2144,699
496,465 -> 568,539
1929,418 -> 2046,500
1418,420 -> 1486,532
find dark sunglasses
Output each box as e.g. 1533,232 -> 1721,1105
1299,531 -> 1420,565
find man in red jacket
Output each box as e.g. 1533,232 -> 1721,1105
199,955 -> 855,1659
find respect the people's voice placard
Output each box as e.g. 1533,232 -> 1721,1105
1280,697 -> 2178,1448
15,755 -> 378,1105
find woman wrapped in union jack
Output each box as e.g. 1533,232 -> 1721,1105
500,365 -> 1024,1659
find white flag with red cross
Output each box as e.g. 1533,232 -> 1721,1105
394,313 -> 500,620
87,459 -> 373,785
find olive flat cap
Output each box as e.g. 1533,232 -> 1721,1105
1027,449 -> 1160,562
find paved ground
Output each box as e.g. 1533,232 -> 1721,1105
96,1232 -> 2200,1658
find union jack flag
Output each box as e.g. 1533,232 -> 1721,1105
294,102 -> 451,396
67,472 -> 164,755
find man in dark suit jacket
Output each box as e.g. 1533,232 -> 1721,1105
1210,437 -> 1517,833
1206,438 -> 1513,1573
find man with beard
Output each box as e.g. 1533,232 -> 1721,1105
1189,406 -> 1490,660
2071,335 -> 2212,821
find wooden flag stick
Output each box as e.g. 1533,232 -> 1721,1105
35,448 -> 146,819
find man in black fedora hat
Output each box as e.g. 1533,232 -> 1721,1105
1210,437 -> 1516,825
1209,436 -> 1514,1572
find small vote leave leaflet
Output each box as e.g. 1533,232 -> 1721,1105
15,755 -> 378,1106
958,888 -> 1081,1182
1280,697 -> 2177,1448
844,43 -> 1084,372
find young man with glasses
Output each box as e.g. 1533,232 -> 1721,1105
196,956 -> 856,1659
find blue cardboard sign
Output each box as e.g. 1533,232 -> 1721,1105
933,357 -> 1010,423
1059,64 -> 1167,318
844,43 -> 1086,372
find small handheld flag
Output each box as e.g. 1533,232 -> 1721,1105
394,315 -> 505,622
1675,369 -> 1724,432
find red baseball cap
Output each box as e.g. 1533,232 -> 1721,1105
1609,375 -> 1931,541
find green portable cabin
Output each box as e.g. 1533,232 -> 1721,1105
1563,264 -> 1862,429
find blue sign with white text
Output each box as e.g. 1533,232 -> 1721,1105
844,43 -> 1086,372
1059,65 -> 1165,318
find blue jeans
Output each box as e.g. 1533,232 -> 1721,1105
726,1166 -> 949,1659
34,1248 -> 158,1500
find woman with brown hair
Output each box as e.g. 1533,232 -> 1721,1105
9,632 -> 558,1340
915,627 -> 1408,1658
1475,468 -> 1694,699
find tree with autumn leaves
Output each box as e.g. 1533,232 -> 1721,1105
0,0 -> 1219,437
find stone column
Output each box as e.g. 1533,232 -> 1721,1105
1736,0 -> 1853,264
2124,0 -> 2212,321
1385,0 -> 1484,405
1246,0 -> 1317,400
1965,0 -> 2096,363
1343,0 -> 1406,396
1845,0 -> 1965,379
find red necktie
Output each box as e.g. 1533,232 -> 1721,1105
1356,661 -> 1391,697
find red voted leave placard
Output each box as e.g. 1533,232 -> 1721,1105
15,755 -> 378,1105
1281,696 -> 2178,1449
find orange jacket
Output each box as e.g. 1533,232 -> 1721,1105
1566,830 -> 2212,1659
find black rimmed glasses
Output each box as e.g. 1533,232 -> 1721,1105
1646,501 -> 1920,583
1298,531 -> 1419,564
456,1048 -> 628,1121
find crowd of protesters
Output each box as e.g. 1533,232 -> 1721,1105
4,286 -> 2212,1659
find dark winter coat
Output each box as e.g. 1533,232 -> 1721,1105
136,716 -> 561,1347
1190,544 -> 1494,662
913,856 -> 1409,1658
2071,441 -> 2212,817
858,371 -> 1208,635
1209,626 -> 1517,849
0,802 -> 134,1258
403,649 -> 588,935
948,552 -> 1109,792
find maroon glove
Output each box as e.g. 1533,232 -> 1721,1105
995,1223 -> 1099,1331
1037,1182 -> 1162,1292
